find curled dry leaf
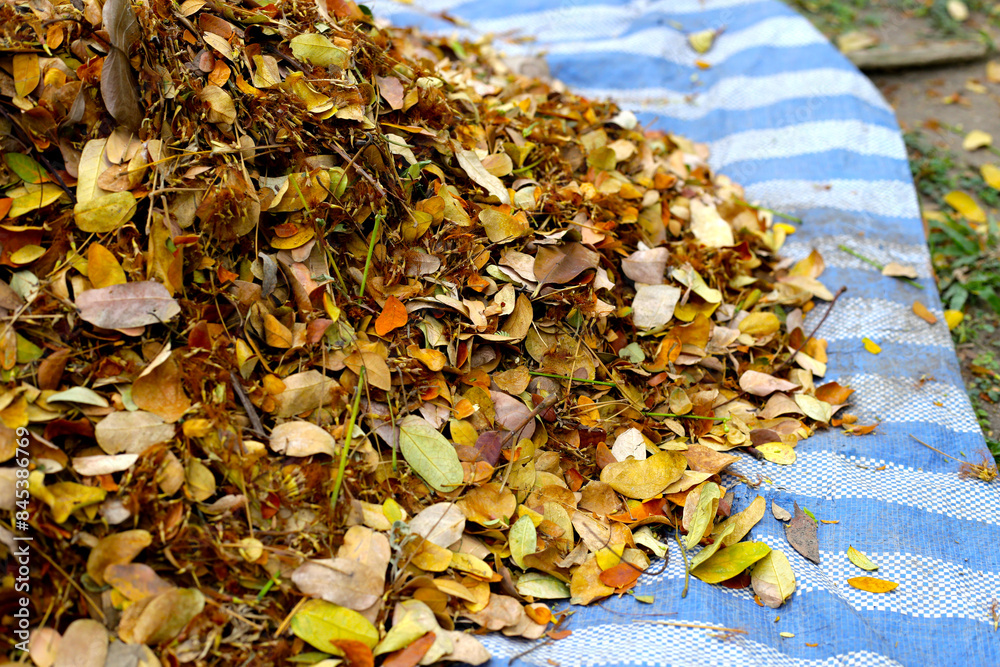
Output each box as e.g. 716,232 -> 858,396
269,421 -> 336,457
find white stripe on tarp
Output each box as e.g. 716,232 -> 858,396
744,179 -> 919,219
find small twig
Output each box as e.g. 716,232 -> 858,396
508,638 -> 554,666
771,285 -> 847,377
673,529 -> 690,599
637,620 -> 747,635
497,393 -> 560,492
230,371 -> 266,440
838,245 -> 923,289
32,543 -> 106,623
529,370 -> 616,387
358,213 -> 382,299
331,367 -> 366,510
737,199 -> 801,223
644,412 -> 729,422
330,141 -> 388,198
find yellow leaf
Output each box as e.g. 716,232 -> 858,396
862,337 -> 881,354
962,129 -> 993,151
738,312 -> 781,336
88,243 -> 127,288
847,576 -> 897,593
847,546 -> 879,571
595,544 -> 626,570
449,552 -> 495,580
9,183 -> 65,217
688,29 -> 716,54
290,33 -> 350,68
9,245 -> 45,265
409,538 -> 452,572
13,53 -> 40,98
945,310 -> 964,330
982,164 -> 1000,190
74,191 -> 137,232
599,450 -> 686,500
944,191 -> 986,223
757,442 -> 797,465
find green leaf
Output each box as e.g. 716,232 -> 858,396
515,572 -> 569,599
4,153 -> 47,184
290,599 -> 379,653
509,514 -> 537,570
397,415 -> 463,492
15,334 -> 43,363
690,542 -> 771,584
751,549 -> 796,608
685,482 -> 721,549
847,546 -> 879,571
290,34 -> 350,68
690,524 -> 733,569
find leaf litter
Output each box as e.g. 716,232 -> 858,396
0,0 -> 936,662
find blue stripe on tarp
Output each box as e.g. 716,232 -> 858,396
631,103 -> 901,142
544,45 -> 858,90
718,151 -> 913,186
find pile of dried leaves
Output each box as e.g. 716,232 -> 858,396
0,0 -> 863,664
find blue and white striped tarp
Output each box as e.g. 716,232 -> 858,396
374,1 -> 1000,664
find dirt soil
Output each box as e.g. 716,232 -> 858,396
808,2 -> 1000,441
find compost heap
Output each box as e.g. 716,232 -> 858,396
0,0 -> 859,664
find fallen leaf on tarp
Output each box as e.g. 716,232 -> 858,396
862,337 -> 881,354
570,557 -> 615,605
785,502 -> 820,564
75,281 -> 181,330
847,546 -> 879,571
847,576 -> 897,593
375,295 -> 408,336
691,542 -> 771,584
756,442 -> 796,465
772,502 -> 792,522
751,550 -> 796,608
380,632 -> 436,667
688,29 -> 716,54
944,191 -> 986,224
517,572 -> 571,598
913,301 -> 937,324
963,129 -> 992,151
398,416 -> 464,492
881,262 -> 917,279
714,496 -> 766,547
684,481 -> 721,548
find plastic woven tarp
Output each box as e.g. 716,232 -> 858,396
373,1 -> 1000,664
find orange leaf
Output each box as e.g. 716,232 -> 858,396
87,243 -> 127,289
0,198 -> 11,221
330,639 -> 374,667
375,295 -> 407,336
598,562 -> 642,590
815,381 -> 854,405
547,629 -> 572,640
381,632 -> 435,667
847,576 -> 898,593
912,300 -> 937,324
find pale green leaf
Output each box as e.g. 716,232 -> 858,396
847,546 -> 879,571
49,386 -> 110,408
515,572 -> 569,599
690,542 -> 771,584
290,34 -> 350,68
509,514 -> 537,570
398,415 -> 463,492
685,482 -> 721,549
